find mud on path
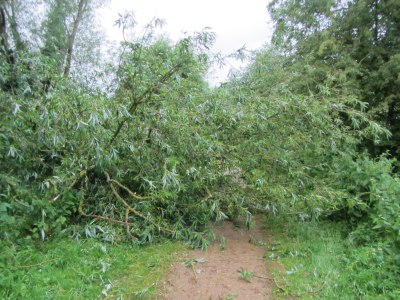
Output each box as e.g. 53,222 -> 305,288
160,220 -> 272,300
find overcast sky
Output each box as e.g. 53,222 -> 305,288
99,0 -> 272,85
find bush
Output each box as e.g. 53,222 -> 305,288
331,154 -> 400,248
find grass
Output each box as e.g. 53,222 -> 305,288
2,217 -> 398,299
0,238 -> 183,299
264,216 -> 400,299
237,267 -> 254,283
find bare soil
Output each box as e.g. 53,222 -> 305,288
159,220 -> 272,300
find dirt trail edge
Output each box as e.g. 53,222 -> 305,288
160,220 -> 272,300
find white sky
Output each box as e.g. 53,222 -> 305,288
99,0 -> 272,85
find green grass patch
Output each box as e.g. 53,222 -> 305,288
264,216 -> 400,299
0,238 -> 183,299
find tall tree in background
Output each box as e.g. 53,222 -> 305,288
41,0 -> 71,71
63,0 -> 87,77
336,0 -> 400,157
0,0 -> 10,59
41,0 -> 104,78
268,0 -> 400,159
4,0 -> 25,51
0,0 -> 29,91
0,0 -> 104,92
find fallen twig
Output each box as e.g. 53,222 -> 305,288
273,277 -> 287,293
14,259 -> 57,269
79,200 -> 134,225
51,165 -> 95,203
254,274 -> 269,280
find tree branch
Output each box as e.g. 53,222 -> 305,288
105,172 -> 173,234
64,0 -> 87,77
108,62 -> 183,145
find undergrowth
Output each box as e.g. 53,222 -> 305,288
265,216 -> 400,299
0,238 -> 183,299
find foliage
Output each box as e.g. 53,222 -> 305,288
1,0 -> 231,244
1,0 -> 398,248
222,46 -> 390,222
330,153 -> 400,247
233,2 -> 400,297
268,0 -> 400,158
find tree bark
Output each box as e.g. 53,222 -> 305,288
5,0 -> 24,51
0,1 -> 9,54
1,0 -> 17,91
373,0 -> 379,45
63,0 -> 87,77
9,1 -> 22,50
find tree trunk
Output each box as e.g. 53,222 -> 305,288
1,0 -> 17,91
63,0 -> 87,77
5,0 -> 24,51
373,0 -> 379,45
0,1 -> 9,54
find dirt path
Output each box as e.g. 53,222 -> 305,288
160,220 -> 272,300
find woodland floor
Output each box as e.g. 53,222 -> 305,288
159,219 -> 273,300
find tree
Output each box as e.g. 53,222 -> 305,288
63,0 -> 87,77
41,0 -> 105,78
268,0 -> 400,159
